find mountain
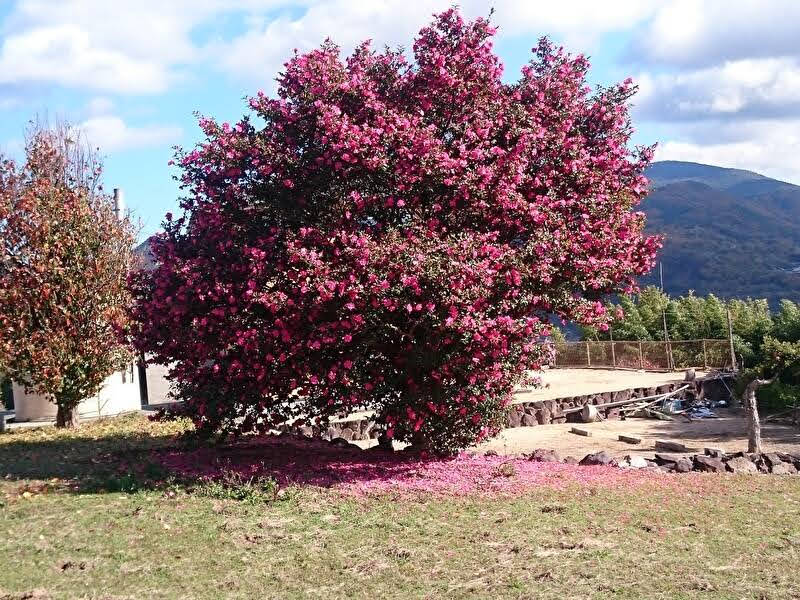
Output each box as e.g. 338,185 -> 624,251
640,161 -> 800,305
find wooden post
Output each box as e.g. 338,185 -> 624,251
610,330 -> 616,369
585,341 -> 591,367
638,341 -> 644,370
744,378 -> 773,453
702,339 -> 708,370
726,309 -> 737,371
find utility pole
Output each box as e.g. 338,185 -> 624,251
659,262 -> 664,291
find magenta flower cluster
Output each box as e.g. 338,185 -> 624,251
129,10 -> 660,454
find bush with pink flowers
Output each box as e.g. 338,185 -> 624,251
129,9 -> 660,454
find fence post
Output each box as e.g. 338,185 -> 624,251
662,310 -> 673,370
726,309 -> 737,371
702,339 -> 708,370
585,342 -> 591,367
610,331 -> 616,369
638,341 -> 644,370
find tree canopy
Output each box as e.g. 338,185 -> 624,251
130,10 -> 659,453
0,124 -> 135,426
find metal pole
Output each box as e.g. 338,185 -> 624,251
727,309 -> 737,371
610,330 -> 616,369
638,341 -> 644,370
586,341 -> 591,367
662,310 -> 673,370
659,262 -> 664,291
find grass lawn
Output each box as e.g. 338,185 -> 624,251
2,416 -> 800,599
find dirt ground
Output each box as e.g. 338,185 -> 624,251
479,368 -> 800,459
476,409 -> 800,459
513,367 -> 710,403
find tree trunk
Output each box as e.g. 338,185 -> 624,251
55,403 -> 80,428
743,378 -> 773,454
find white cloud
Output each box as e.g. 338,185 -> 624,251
625,0 -> 800,183
655,119 -> 800,184
488,0 -> 658,46
211,0 -> 661,85
0,24 -> 169,93
630,0 -> 800,67
0,0 -> 661,94
0,0 -> 291,94
86,96 -> 114,116
80,116 -> 182,152
3,0 -> 800,185
635,58 -> 800,121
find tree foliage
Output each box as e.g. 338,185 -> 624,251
582,287 -> 800,411
130,10 -> 660,453
0,124 -> 135,426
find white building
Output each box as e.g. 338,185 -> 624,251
9,360 -> 173,422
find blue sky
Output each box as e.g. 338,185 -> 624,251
2,1 -> 799,240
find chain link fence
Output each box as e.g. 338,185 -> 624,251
553,339 -> 733,371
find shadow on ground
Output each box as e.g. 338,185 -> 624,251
0,415 -> 447,494
0,423 -> 194,493
0,415 -> 670,497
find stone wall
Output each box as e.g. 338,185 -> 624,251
293,375 -> 735,442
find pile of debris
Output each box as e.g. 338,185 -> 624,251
598,370 -> 728,423
526,447 -> 800,475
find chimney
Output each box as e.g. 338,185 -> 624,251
112,188 -> 125,221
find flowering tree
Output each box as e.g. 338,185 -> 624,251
0,124 -> 135,427
130,10 -> 660,453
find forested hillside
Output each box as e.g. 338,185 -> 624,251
641,161 -> 800,305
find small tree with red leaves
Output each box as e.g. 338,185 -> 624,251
0,124 -> 135,427
130,10 -> 660,453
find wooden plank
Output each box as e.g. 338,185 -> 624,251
570,427 -> 592,437
655,440 -> 689,453
618,434 -> 642,445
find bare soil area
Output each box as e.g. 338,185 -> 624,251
513,367 -> 711,403
480,368 -> 800,459
477,409 -> 800,459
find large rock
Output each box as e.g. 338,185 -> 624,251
654,453 -> 678,466
693,455 -> 726,473
579,451 -> 617,467
330,437 -> 359,450
771,462 -> 798,475
674,458 -> 693,473
620,455 -> 648,469
508,408 -> 523,428
529,448 -> 561,463
725,455 -> 758,474
535,408 -> 552,425
763,453 -> 790,470
613,389 -> 631,403
778,452 -> 800,470
522,414 -> 537,427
